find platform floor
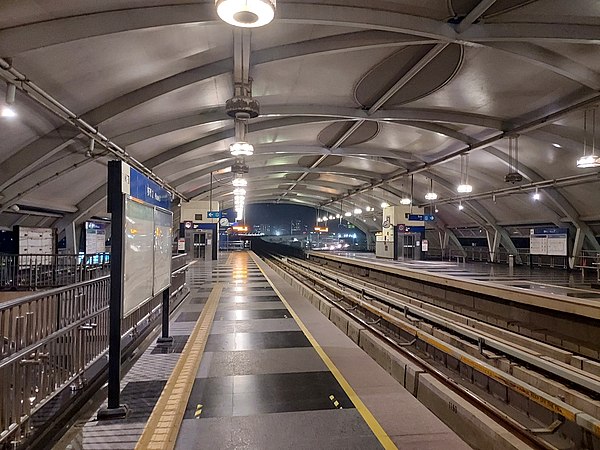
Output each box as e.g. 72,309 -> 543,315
60,251 -> 469,450
331,251 -> 600,300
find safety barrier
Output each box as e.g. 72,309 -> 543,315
0,253 -> 111,290
0,254 -> 189,447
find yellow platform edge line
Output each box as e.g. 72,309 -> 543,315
249,252 -> 397,450
135,283 -> 224,450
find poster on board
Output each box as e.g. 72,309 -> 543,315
123,199 -> 155,317
530,236 -> 548,255
547,235 -> 568,256
153,208 -> 173,295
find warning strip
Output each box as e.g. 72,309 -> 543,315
135,283 -> 223,450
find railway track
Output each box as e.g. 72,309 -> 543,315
263,253 -> 600,450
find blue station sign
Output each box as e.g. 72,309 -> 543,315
406,214 -> 435,222
207,211 -> 222,219
127,166 -> 172,210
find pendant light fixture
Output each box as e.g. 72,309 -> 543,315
232,174 -> 247,187
457,153 -> 473,193
505,135 -> 523,183
230,141 -> 254,157
577,108 -> 600,168
399,180 -> 411,205
1,82 -> 16,118
216,0 -> 276,28
425,178 -> 438,201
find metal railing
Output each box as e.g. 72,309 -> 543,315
0,253 -> 111,291
0,254 -> 189,447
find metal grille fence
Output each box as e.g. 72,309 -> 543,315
0,253 -> 111,291
0,254 -> 189,447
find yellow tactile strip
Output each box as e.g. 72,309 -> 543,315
135,283 -> 224,450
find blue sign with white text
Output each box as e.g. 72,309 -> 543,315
533,227 -> 568,236
407,214 -> 435,222
207,211 -> 222,219
129,167 -> 171,210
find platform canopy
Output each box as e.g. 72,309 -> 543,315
0,1 -> 599,239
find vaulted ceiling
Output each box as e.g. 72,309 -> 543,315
0,1 -> 599,241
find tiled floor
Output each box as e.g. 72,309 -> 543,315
60,251 -> 470,450
176,251 -> 382,449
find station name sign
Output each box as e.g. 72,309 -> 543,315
120,162 -> 171,210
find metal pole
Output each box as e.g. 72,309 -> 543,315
98,161 -> 128,420
157,288 -> 173,344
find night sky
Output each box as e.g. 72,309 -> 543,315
223,203 -> 365,238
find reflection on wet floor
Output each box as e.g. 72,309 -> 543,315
331,252 -> 600,299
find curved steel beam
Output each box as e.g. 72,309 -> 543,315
5,24 -> 589,191
3,3 -> 599,57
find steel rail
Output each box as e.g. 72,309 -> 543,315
267,254 -> 600,443
267,255 -> 553,450
292,257 -> 600,395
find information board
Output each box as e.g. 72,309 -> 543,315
153,208 -> 173,295
547,235 -> 568,256
530,236 -> 548,255
530,228 -> 568,256
18,227 -> 54,255
85,222 -> 106,254
123,199 -> 155,316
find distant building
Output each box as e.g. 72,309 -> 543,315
253,224 -> 272,235
291,219 -> 303,234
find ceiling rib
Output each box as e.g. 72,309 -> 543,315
279,42 -> 448,202
0,58 -> 187,201
455,0 -> 498,34
324,92 -> 600,207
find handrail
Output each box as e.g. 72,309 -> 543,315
0,254 -> 190,446
0,275 -> 109,311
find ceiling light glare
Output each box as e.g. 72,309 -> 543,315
552,143 -> 562,148
1,106 -> 16,118
328,215 -> 335,220
322,216 -> 328,222
576,154 -> 600,168
2,83 -> 16,118
216,0 -> 276,28
232,177 -> 247,187
533,188 -> 541,201
380,202 -> 390,208
365,206 -> 372,212
457,184 -> 473,193
400,197 -> 411,205
458,203 -> 464,211
345,212 -> 352,217
336,214 -> 341,219
229,141 -> 254,156
353,208 -> 362,215
233,188 -> 246,197
435,207 -> 439,213
425,192 -> 438,201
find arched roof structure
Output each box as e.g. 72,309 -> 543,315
0,1 -> 599,246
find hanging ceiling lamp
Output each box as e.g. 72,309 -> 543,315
577,108 -> 600,168
1,83 -> 17,118
425,178 -> 438,201
505,135 -> 523,183
216,0 -> 276,28
230,141 -> 254,157
232,174 -> 247,187
456,153 -> 473,193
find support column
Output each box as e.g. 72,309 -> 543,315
569,227 -> 584,270
65,220 -> 77,254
